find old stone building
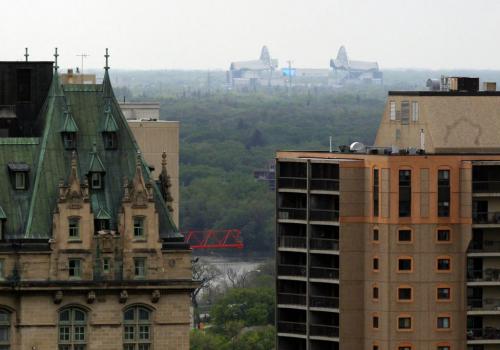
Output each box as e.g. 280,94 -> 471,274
0,50 -> 196,350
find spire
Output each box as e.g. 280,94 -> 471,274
54,47 -> 59,72
24,48 -> 29,62
104,48 -> 110,71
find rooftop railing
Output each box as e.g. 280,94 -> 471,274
310,238 -> 339,251
309,324 -> 339,338
279,235 -> 307,249
473,212 -> 500,225
278,264 -> 307,277
277,321 -> 307,335
309,267 -> 339,280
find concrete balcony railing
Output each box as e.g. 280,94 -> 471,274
310,238 -> 339,251
277,177 -> 307,190
468,269 -> 500,281
309,209 -> 339,222
468,298 -> 500,310
309,295 -> 339,309
468,327 -> 500,340
309,267 -> 339,280
279,235 -> 307,249
473,212 -> 500,225
473,181 -> 500,193
278,208 -> 307,221
309,324 -> 339,338
277,321 -> 307,335
277,293 -> 306,306
278,264 -> 307,277
469,240 -> 500,252
310,179 -> 339,191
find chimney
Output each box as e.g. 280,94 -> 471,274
483,82 -> 497,92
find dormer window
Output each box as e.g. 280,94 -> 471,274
103,132 -> 117,150
62,132 -> 77,150
7,163 -> 30,190
91,173 -> 102,189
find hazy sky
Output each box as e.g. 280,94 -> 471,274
1,0 -> 499,70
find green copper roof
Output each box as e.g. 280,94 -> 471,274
103,106 -> 119,132
0,206 -> 6,220
88,148 -> 106,173
0,70 -> 178,240
61,111 -> 78,132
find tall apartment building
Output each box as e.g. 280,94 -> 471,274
275,77 -> 500,350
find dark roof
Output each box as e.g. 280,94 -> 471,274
0,70 -> 178,240
388,91 -> 500,96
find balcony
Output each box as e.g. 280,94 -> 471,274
468,298 -> 500,311
277,293 -> 306,306
310,295 -> 339,309
277,321 -> 307,335
310,267 -> 339,280
279,235 -> 307,249
473,212 -> 500,225
278,264 -> 307,278
310,179 -> 339,192
310,209 -> 339,222
310,324 -> 339,338
468,327 -> 500,341
473,181 -> 500,194
310,238 -> 339,251
278,208 -> 307,221
469,240 -> 500,253
278,177 -> 307,190
468,269 -> 500,282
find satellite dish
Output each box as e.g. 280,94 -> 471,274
350,142 -> 366,153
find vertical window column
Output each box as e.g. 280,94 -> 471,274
399,170 -> 412,217
438,170 -> 450,217
373,169 -> 379,217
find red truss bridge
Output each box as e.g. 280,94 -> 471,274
181,229 -> 244,249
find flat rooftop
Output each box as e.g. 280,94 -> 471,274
389,91 -> 500,96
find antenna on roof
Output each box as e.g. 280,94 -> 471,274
104,48 -> 110,72
24,48 -> 29,62
54,48 -> 59,72
76,52 -> 90,77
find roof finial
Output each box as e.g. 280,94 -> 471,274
104,48 -> 110,71
54,47 -> 59,72
161,151 -> 167,167
92,141 -> 97,153
71,150 -> 77,168
24,48 -> 29,62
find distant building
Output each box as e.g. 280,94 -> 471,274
330,46 -> 383,85
119,102 -> 161,121
227,46 -> 280,89
60,68 -> 96,84
253,160 -> 276,190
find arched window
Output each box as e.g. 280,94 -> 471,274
124,306 -> 152,350
58,307 -> 87,350
0,309 -> 11,349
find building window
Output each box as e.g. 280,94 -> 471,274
401,101 -> 410,124
372,315 -> 379,329
398,287 -> 412,301
398,316 -> 412,330
0,310 -> 11,349
437,229 -> 451,242
124,306 -> 152,350
437,287 -> 451,301
373,286 -> 379,300
69,218 -> 80,240
373,169 -> 379,217
437,257 -> 451,271
399,347 -> 412,350
373,346 -> 379,350
438,170 -> 450,217
412,102 -> 419,122
437,346 -> 450,350
373,257 -> 379,271
68,259 -> 82,279
102,258 -> 111,273
398,257 -> 412,272
62,132 -> 77,150
134,258 -> 146,278
59,307 -> 87,350
390,101 -> 396,120
396,128 -> 401,140
103,132 -> 117,150
437,316 -> 451,329
91,173 -> 102,189
14,172 -> 26,190
398,229 -> 412,242
373,229 -> 379,242
399,170 -> 411,217
133,217 -> 145,239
